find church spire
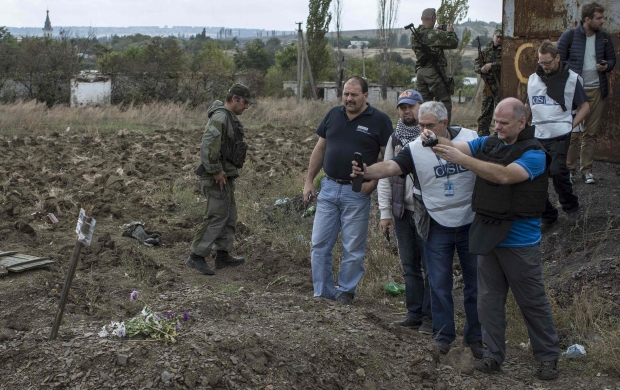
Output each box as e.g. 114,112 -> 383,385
43,9 -> 53,38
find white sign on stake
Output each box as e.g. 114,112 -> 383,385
75,208 -> 96,246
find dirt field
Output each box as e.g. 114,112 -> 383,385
1,114 -> 619,389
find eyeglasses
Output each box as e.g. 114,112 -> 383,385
538,56 -> 557,66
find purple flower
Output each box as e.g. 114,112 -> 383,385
130,290 -> 139,302
157,324 -> 162,329
166,311 -> 175,319
183,312 -> 189,322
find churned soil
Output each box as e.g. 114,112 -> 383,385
1,126 -> 619,390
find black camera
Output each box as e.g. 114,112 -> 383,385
437,24 -> 447,31
422,136 -> 439,147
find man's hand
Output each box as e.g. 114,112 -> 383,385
481,63 -> 493,73
432,144 -> 467,165
214,171 -> 227,190
351,160 -> 367,178
380,218 -> 393,234
447,24 -> 455,32
361,180 -> 377,195
596,62 -> 608,72
303,181 -> 316,204
420,129 -> 436,142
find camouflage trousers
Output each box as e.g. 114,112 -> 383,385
477,91 -> 499,136
191,177 -> 237,257
416,67 -> 453,125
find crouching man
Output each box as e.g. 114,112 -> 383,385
423,98 -> 561,381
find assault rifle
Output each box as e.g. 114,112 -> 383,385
477,37 -> 493,97
405,23 -> 453,94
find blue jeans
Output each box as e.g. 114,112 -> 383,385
424,219 -> 481,344
393,209 -> 431,321
311,177 -> 371,300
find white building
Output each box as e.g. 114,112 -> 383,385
283,81 -> 403,104
70,73 -> 112,107
43,10 -> 53,38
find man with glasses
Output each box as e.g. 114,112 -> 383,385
187,84 -> 253,275
525,40 -> 589,226
412,8 -> 458,124
352,101 -> 482,359
558,2 -> 616,184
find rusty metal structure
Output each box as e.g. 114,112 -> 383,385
502,0 -> 620,162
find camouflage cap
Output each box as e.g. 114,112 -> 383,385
229,83 -> 254,104
493,27 -> 503,37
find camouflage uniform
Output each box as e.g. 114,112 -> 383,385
474,36 -> 502,136
191,100 -> 244,258
412,25 -> 459,124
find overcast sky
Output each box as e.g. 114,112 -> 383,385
3,0 -> 502,29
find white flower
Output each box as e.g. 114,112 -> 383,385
99,330 -> 108,338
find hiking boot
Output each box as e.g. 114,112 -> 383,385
393,317 -> 422,329
186,253 -> 215,275
434,339 -> 451,355
583,173 -> 595,184
214,251 -> 245,269
418,317 -> 433,335
566,208 -> 580,222
336,292 -> 354,305
475,357 -> 501,373
537,360 -> 559,380
541,217 -> 558,228
463,340 -> 484,359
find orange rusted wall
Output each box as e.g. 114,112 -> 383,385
502,0 -> 620,162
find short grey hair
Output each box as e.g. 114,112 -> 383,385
511,101 -> 528,121
418,101 -> 448,122
421,8 -> 436,21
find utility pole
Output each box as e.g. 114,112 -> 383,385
361,44 -> 366,79
296,22 -> 303,103
300,30 -> 317,100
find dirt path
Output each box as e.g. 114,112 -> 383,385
0,127 -> 618,389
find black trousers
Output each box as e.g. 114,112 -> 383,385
538,134 -> 579,221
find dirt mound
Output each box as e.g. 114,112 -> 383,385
1,126 -> 619,389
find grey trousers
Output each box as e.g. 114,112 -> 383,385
478,244 -> 560,364
190,177 -> 237,257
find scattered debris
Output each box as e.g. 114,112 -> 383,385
0,251 -> 55,275
122,221 -> 162,246
562,344 -> 586,358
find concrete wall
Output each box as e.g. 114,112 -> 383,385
70,79 -> 111,107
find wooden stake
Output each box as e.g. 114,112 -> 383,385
296,22 -> 303,104
50,206 -> 93,340
300,31 -> 317,100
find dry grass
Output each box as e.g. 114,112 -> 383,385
0,98 -> 480,136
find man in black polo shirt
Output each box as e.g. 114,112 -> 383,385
303,76 -> 393,305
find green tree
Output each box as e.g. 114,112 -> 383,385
234,39 -> 271,73
306,0 -> 332,82
436,0 -> 469,25
275,44 -> 298,71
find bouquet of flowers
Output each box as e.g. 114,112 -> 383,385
99,290 -> 189,343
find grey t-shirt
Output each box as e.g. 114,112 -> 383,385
582,34 -> 600,89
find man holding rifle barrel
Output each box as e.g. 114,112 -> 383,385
474,27 -> 503,136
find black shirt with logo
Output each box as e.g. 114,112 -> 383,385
316,104 -> 393,181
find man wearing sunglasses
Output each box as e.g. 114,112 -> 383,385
525,40 -> 589,226
188,84 -> 253,275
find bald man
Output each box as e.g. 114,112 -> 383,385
422,98 -> 560,381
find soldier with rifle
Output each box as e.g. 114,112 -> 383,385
474,27 -> 503,136
407,8 -> 458,125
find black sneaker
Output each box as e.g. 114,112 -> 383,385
418,317 -> 433,335
434,339 -> 451,355
475,357 -> 501,373
463,340 -> 484,359
336,292 -> 354,305
214,251 -> 245,269
541,217 -> 558,227
393,317 -> 422,328
186,253 -> 215,275
537,360 -> 559,380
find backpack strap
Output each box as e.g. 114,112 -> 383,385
566,27 -> 575,59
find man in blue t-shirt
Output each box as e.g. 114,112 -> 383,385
422,98 -> 561,381
303,76 -> 393,305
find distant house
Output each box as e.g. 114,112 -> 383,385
283,81 -> 403,104
70,73 -> 111,107
348,41 -> 369,49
